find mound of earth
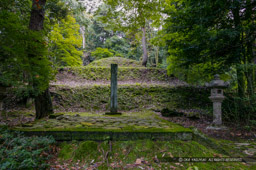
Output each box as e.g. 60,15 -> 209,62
88,57 -> 142,67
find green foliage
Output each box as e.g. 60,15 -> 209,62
0,0 -> 54,95
105,36 -> 130,58
0,0 -> 30,87
91,47 -> 114,59
0,127 -> 55,170
49,15 -> 83,66
164,0 -> 256,90
102,0 -> 168,66
103,0 -> 164,31
223,94 -> 256,127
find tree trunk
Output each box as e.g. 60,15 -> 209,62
232,3 -> 246,98
246,44 -> 254,97
29,0 -> 46,31
141,27 -> 148,67
35,88 -> 53,119
245,0 -> 254,97
237,66 -> 245,98
80,26 -> 86,49
253,57 -> 256,87
29,0 -> 54,118
155,46 -> 159,67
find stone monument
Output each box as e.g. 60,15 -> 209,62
106,64 -> 121,115
206,74 -> 229,130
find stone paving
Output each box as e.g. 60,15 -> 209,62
15,112 -> 193,141
18,112 -> 190,132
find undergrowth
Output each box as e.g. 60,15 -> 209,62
57,140 -> 251,169
0,127 -> 55,170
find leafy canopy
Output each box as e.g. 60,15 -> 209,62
48,15 -> 83,66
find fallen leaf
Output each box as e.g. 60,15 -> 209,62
168,152 -> 174,158
136,158 -> 142,165
170,165 -> 176,169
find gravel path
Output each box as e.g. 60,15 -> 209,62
51,80 -> 186,87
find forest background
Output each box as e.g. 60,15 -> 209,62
0,0 -> 255,124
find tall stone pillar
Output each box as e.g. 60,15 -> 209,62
110,64 -> 118,113
106,64 -> 121,115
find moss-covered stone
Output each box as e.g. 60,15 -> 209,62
12,111 -> 194,141
88,57 -> 142,67
51,85 -> 211,112
56,66 -> 174,82
49,113 -> 64,119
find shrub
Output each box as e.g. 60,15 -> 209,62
161,108 -> 184,117
91,48 -> 114,59
0,127 -> 55,170
222,94 -> 256,127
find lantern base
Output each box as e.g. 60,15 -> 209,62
206,125 -> 228,131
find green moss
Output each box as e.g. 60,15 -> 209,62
15,125 -> 191,133
88,57 -> 142,67
74,141 -> 99,160
58,66 -> 173,82
49,113 -> 64,119
58,141 -> 109,162
58,142 -> 73,160
57,140 -> 249,169
2,111 -> 34,118
52,85 -> 211,112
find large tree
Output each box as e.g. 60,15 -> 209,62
29,0 -> 54,119
103,0 -> 164,67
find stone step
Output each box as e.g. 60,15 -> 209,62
18,131 -> 193,141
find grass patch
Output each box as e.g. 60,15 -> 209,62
58,66 -> 172,82
56,140 -> 250,169
88,57 -> 142,67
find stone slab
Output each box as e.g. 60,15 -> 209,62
19,131 -> 193,141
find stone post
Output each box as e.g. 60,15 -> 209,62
111,64 -> 118,113
106,64 -> 121,115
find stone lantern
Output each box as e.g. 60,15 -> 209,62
206,74 -> 229,129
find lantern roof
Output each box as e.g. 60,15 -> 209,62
206,74 -> 229,88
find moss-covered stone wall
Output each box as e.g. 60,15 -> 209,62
51,85 -> 211,112
58,66 -> 173,82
